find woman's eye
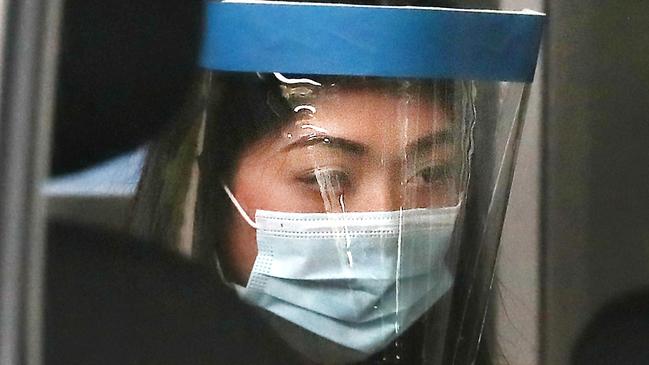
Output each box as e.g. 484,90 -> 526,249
298,169 -> 350,194
411,164 -> 452,186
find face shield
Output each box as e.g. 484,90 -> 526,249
169,1 -> 544,364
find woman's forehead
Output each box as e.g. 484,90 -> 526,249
283,87 -> 451,144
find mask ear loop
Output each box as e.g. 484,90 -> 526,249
223,184 -> 259,230
213,184 -> 259,289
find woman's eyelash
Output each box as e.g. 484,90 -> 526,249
415,164 -> 452,183
298,169 -> 350,186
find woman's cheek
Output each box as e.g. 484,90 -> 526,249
224,208 -> 258,286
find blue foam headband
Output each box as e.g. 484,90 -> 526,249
200,1 -> 544,82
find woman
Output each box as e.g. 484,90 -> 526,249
132,1 -> 543,364
135,72 -> 470,364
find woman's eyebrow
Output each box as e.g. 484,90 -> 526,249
406,129 -> 454,155
281,134 -> 367,155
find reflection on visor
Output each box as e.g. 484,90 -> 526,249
273,72 -> 322,87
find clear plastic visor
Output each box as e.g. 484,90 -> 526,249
177,71 -> 531,364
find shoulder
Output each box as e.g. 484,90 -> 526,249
46,221 -> 296,365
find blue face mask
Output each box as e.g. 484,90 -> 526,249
223,186 -> 458,362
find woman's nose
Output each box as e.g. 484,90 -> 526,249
352,176 -> 403,212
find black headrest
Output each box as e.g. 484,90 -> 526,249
52,0 -> 202,175
572,288 -> 649,365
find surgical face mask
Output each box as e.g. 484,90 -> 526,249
222,186 -> 458,362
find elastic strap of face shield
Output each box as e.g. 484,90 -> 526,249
223,184 -> 259,230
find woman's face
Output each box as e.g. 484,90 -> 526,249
224,85 -> 459,285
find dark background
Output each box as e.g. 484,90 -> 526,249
52,0 -> 202,174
